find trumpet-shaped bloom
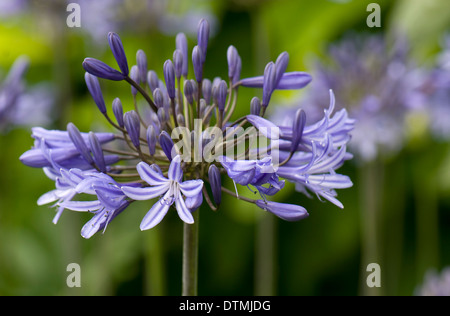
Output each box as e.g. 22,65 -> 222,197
121,156 -> 203,230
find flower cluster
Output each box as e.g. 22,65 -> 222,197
0,56 -> 53,131
415,268 -> 450,296
295,34 -> 428,162
20,19 -> 354,238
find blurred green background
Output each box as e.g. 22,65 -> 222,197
1,0 -> 450,296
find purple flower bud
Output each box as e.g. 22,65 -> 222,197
190,80 -> 199,102
136,49 -> 148,83
274,52 -> 289,88
67,123 -> 93,165
291,109 -> 306,152
233,55 -> 242,85
112,98 -> 124,128
250,97 -> 261,116
184,80 -> 194,104
163,60 -> 176,99
208,164 -> 221,205
177,113 -> 186,127
153,88 -> 164,108
203,105 -> 213,124
176,32 -> 188,77
255,200 -> 309,221
157,107 -> 166,124
202,79 -> 212,104
83,58 -> 125,81
130,65 -> 139,96
192,45 -> 203,83
147,70 -> 159,92
124,110 -> 141,149
159,131 -> 174,161
199,99 -> 206,116
239,71 -> 312,90
108,32 -> 129,76
262,62 -> 277,107
217,80 -> 228,112
146,125 -> 156,156
227,45 -> 239,79
89,132 -> 106,172
197,19 -> 210,63
84,72 -> 106,114
173,49 -> 183,79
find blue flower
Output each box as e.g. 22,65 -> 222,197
220,156 -> 285,197
121,155 -> 203,230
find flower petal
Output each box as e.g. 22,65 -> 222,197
256,200 -> 309,221
136,162 -> 168,186
58,200 -> 103,212
168,155 -> 183,182
246,115 -> 280,139
175,193 -> 194,224
122,183 -> 169,201
140,196 -> 172,230
179,180 -> 204,198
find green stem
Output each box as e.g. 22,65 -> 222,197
182,210 -> 200,296
254,211 -> 277,296
359,160 -> 383,296
144,227 -> 166,296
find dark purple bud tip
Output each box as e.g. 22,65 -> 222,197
147,70 -> 159,92
146,125 -> 156,156
108,32 -> 129,76
275,52 -> 289,87
83,58 -> 126,81
112,98 -> 124,128
208,164 -> 222,205
250,97 -> 261,116
255,200 -> 309,222
176,32 -> 188,77
291,109 -> 306,152
202,79 -> 212,104
84,72 -> 106,114
173,49 -> 183,79
89,132 -> 106,172
163,60 -> 176,99
227,45 -> 239,79
262,62 -> 277,107
130,65 -> 140,96
67,122 -> 93,165
197,19 -> 210,63
153,88 -> 164,109
136,50 -> 148,83
159,131 -> 175,161
217,80 -> 228,112
192,45 -> 203,83
124,110 -> 141,149
184,80 -> 194,105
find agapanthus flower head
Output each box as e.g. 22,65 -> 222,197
415,267 -> 450,296
21,18 -> 354,238
295,33 -> 427,162
0,55 -> 54,131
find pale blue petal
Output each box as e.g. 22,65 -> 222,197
122,183 -> 170,201
175,193 -> 194,224
179,180 -> 203,198
137,161 -> 168,186
140,195 -> 172,230
168,155 -> 183,181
